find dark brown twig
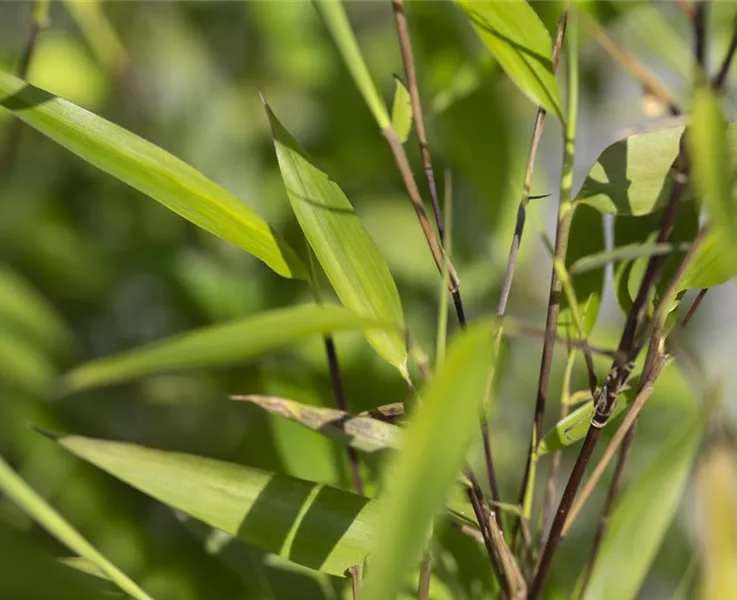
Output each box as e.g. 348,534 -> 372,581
694,1 -> 708,77
681,288 -> 708,329
579,10 -> 681,116
391,0 -> 443,244
324,336 -> 364,496
713,13 -> 737,88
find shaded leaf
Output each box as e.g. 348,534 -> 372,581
361,320 -> 496,600
694,444 -> 737,600
569,242 -> 677,275
455,0 -> 562,118
265,104 -> 408,376
558,205 -> 605,339
576,123 -> 737,215
581,412 -> 704,600
61,304 -> 394,394
391,76 -> 413,144
56,435 -> 379,577
0,70 -> 305,279
0,455 -> 152,600
232,395 -> 403,453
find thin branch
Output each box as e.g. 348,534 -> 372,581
391,0 -> 443,244
324,336 -> 364,496
349,565 -> 360,600
694,1 -> 708,76
417,555 -> 432,600
681,288 -> 708,329
496,10 -> 569,319
713,11 -> 737,89
579,10 -> 681,116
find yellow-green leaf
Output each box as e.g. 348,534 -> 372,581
391,76 -> 413,144
361,320 -> 496,600
56,435 -> 380,577
455,0 -> 562,119
265,104 -> 408,376
0,70 -> 305,279
60,304 -> 394,394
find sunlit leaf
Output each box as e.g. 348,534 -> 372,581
558,205 -> 605,339
0,70 -> 306,279
232,395 -> 403,453
390,76 -> 413,144
694,444 -> 737,600
265,103 -> 408,376
677,229 -> 737,290
361,320 -> 496,600
56,434 -> 380,577
60,304 -> 394,394
576,122 -> 737,215
0,456 -> 152,600
581,412 -> 704,600
455,0 -> 562,118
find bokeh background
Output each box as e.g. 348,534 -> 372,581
0,2 -> 736,598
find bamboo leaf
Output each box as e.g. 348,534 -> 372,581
694,444 -> 737,600
0,70 -> 305,279
315,0 -> 391,129
581,412 -> 704,600
391,76 -> 413,144
361,320 -> 496,600
0,455 -> 153,600
55,435 -> 380,577
265,104 -> 408,376
558,205 -> 605,339
676,229 -> 737,290
576,122 -> 737,215
455,0 -> 562,119
231,395 -> 403,453
569,242 -> 677,275
60,304 -> 394,394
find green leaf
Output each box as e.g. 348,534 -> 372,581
60,304 -> 394,394
0,525 -> 111,600
361,320 -> 496,600
265,104 -> 408,376
575,122 -> 737,216
694,444 -> 737,600
558,205 -> 605,339
455,0 -> 562,119
581,412 -> 704,600
231,395 -> 403,453
55,435 -> 380,577
677,229 -> 737,290
0,70 -> 305,279
569,242 -> 677,275
391,76 -> 413,144
0,455 -> 153,600
315,0 -> 391,129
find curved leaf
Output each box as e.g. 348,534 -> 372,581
677,229 -> 737,290
56,435 -> 379,577
361,320 -> 496,600
232,395 -> 403,453
60,304 -> 394,394
391,76 -> 413,144
455,0 -> 562,118
265,104 -> 408,376
581,412 -> 704,600
575,123 -> 737,216
0,70 -> 305,279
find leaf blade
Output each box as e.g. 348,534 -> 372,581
391,76 -> 413,144
0,70 -> 305,279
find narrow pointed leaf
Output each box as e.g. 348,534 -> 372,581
391,77 -> 413,144
0,70 -> 305,279
232,395 -> 403,453
581,413 -> 704,600
0,456 -> 152,600
576,122 -> 737,215
455,0 -> 562,119
265,104 -> 408,375
56,435 -> 380,577
569,242 -> 677,275
361,320 -> 496,600
694,444 -> 737,600
61,304 -> 394,394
